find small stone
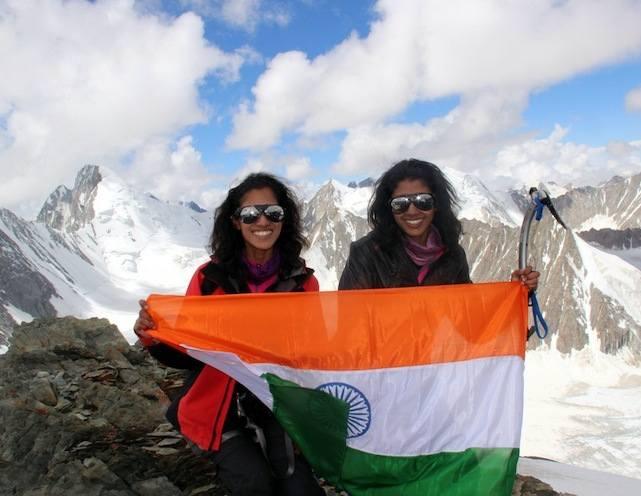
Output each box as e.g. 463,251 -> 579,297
189,483 -> 217,495
132,476 -> 182,496
157,438 -> 182,447
118,368 -> 139,384
142,446 -> 180,456
70,441 -> 93,452
29,377 -> 58,406
55,398 -> 73,412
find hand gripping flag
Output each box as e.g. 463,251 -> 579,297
147,282 -> 528,496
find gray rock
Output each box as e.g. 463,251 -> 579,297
132,476 -> 182,496
29,376 -> 58,406
0,317 -> 567,495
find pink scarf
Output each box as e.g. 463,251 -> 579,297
243,251 -> 280,293
403,227 -> 445,284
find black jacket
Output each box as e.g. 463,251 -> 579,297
338,231 -> 471,290
146,258 -> 317,451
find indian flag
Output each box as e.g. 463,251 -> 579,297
147,282 -> 528,495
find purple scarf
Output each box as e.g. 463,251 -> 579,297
403,227 -> 445,284
243,250 -> 281,293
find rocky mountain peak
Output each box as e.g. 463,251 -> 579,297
0,317 -> 571,495
179,201 -> 207,213
37,165 -> 102,232
553,171 -> 641,231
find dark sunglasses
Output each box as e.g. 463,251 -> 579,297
390,193 -> 435,214
233,204 -> 285,224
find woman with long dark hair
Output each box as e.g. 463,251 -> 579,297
134,173 -> 324,496
339,158 -> 538,290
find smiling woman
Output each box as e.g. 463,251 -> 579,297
339,158 -> 540,290
133,173 -> 325,496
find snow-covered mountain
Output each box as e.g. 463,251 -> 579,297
2,164 -> 641,479
3,165 -> 640,358
554,173 -> 641,231
0,165 -> 211,346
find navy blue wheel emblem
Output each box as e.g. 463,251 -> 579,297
316,382 -> 371,438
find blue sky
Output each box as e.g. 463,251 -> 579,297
1,0 -> 640,216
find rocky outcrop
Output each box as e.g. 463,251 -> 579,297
303,181 -> 369,283
461,217 -> 641,358
578,227 -> 641,250
0,317 -> 223,496
552,173 -> 641,230
37,165 -> 102,232
0,317 -> 568,495
0,210 -> 59,345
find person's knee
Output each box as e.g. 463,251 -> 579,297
276,458 -> 325,496
214,434 -> 276,495
238,466 -> 274,496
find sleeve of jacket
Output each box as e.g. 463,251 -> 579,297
338,240 -> 377,290
303,273 -> 320,292
145,264 -> 208,369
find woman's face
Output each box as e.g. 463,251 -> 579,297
391,178 -> 436,245
234,187 -> 283,261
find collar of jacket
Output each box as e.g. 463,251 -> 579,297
201,257 -> 311,294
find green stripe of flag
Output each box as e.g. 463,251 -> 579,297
265,373 -> 519,496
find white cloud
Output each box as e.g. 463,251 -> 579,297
227,0 -> 641,150
125,135 -> 217,204
0,0 -> 246,217
333,97 -> 641,191
285,156 -> 313,180
626,86 -> 641,112
228,157 -> 268,188
180,0 -> 290,32
332,90 -> 529,177
493,128 -> 641,189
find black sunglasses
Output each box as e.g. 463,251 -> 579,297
234,204 -> 285,224
390,193 -> 435,214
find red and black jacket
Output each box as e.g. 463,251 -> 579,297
146,257 -> 319,451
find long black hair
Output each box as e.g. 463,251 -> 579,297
209,173 -> 308,278
369,159 -> 462,250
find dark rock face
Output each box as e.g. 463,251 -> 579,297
37,164 -> 102,232
0,317 -> 223,495
552,173 -> 641,230
303,181 -> 370,280
461,217 -> 641,358
0,226 -> 58,319
0,317 -> 568,495
512,475 -> 575,496
578,228 -> 641,250
0,210 -> 59,345
180,201 -> 207,213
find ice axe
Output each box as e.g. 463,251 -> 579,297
518,185 -> 568,339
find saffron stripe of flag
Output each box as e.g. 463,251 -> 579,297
147,282 -> 528,495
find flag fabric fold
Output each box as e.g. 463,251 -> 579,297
147,282 -> 528,495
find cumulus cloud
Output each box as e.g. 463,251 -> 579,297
124,136 -> 215,204
333,90 -> 529,177
493,127 -> 641,189
227,0 -> 641,150
180,0 -> 290,32
227,157 -> 268,188
285,156 -> 313,181
333,98 -> 641,190
626,86 -> 641,112
0,0 -> 246,217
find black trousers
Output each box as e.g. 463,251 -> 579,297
205,388 -> 325,496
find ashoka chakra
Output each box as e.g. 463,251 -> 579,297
316,382 -> 371,438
